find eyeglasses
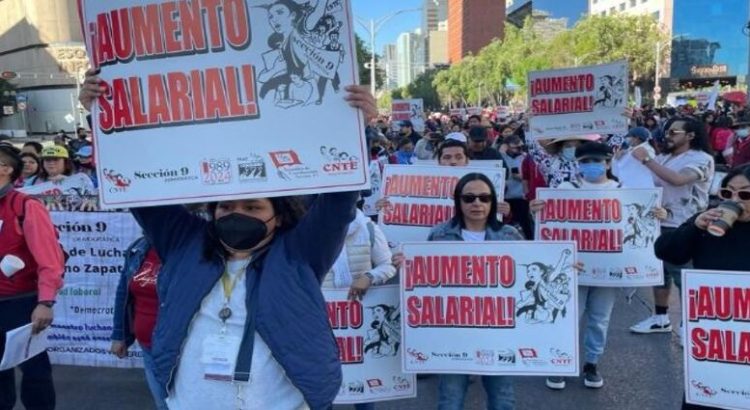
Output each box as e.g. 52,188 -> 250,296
719,188 -> 750,201
460,194 -> 493,204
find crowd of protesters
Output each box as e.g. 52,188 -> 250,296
0,76 -> 748,410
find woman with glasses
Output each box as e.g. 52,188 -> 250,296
428,172 -> 523,410
655,164 -> 750,410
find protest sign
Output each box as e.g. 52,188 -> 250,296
20,174 -> 97,197
682,270 -> 750,410
449,108 -> 466,118
528,61 -> 629,139
362,160 -> 383,217
77,0 -> 368,209
391,99 -> 425,132
379,165 -> 505,244
324,286 -> 417,404
401,241 -> 579,375
47,211 -> 142,368
535,188 -> 663,287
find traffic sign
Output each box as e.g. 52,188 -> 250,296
0,71 -> 17,80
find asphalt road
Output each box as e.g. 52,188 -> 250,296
14,286 -> 685,410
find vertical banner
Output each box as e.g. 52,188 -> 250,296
47,211 -> 142,367
535,188 -> 664,287
682,270 -> 750,410
528,61 -> 629,139
78,0 -> 368,209
391,99 -> 425,132
378,165 -> 505,244
324,285 -> 417,404
401,241 -> 579,375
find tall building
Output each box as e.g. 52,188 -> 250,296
429,21 -> 449,66
0,0 -> 88,134
396,30 -> 425,88
588,0 -> 672,26
508,0 -> 588,29
423,0 -> 449,34
448,0 -> 506,63
382,44 -> 400,90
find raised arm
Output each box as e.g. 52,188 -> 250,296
130,206 -> 206,261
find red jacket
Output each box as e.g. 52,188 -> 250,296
732,137 -> 750,167
0,189 -> 65,301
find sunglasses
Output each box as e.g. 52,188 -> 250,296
460,194 -> 493,204
719,188 -> 750,201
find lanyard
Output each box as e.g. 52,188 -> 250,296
218,258 -> 251,324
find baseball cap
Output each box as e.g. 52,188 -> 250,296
468,126 -> 487,141
575,141 -> 613,161
400,120 -> 413,128
76,146 -> 93,158
445,132 -> 467,143
41,145 -> 69,159
625,127 -> 651,142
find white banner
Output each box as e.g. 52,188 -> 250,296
528,61 -> 629,139
47,211 -> 143,368
324,286 -> 417,404
378,165 -> 505,244
682,270 -> 750,410
20,174 -> 96,197
535,188 -> 664,287
401,241 -> 579,375
78,0 -> 368,209
362,161 -> 383,217
391,99 -> 425,132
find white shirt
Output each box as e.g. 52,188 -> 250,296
654,150 -> 714,228
167,259 -> 308,410
461,229 -> 487,242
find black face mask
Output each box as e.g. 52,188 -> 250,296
214,213 -> 275,252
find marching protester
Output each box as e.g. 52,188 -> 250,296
32,146 -> 96,194
528,134 -> 600,188
429,172 -> 524,410
654,164 -> 750,410
709,116 -> 734,165
73,146 -> 98,188
68,127 -> 91,154
0,144 -> 65,410
612,127 -> 657,188
391,138 -> 416,165
467,126 -> 504,161
728,116 -> 750,167
629,117 -> 714,338
110,237 -> 167,410
499,135 -> 533,238
399,120 -> 422,146
15,152 -> 41,188
414,130 -> 443,161
21,141 -> 43,156
531,142 -> 667,390
80,72 -> 378,409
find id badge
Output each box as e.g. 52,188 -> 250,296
201,333 -> 242,381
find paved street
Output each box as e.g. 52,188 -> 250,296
19,287 -> 685,410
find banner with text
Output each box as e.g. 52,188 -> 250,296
528,61 -> 629,139
324,286 -> 417,404
47,212 -> 142,368
401,241 -> 579,375
78,0 -> 368,208
535,188 -> 664,287
391,99 -> 425,132
682,270 -> 750,410
379,165 -> 505,244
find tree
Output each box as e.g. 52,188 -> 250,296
355,34 -> 385,89
404,68 -> 446,110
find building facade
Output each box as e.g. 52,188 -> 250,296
447,0 -> 506,63
396,30 -> 425,88
428,21 -> 449,66
589,0 -> 672,26
382,44 -> 400,90
508,0 -> 588,29
0,0 -> 88,134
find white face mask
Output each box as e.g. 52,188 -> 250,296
737,128 -> 750,139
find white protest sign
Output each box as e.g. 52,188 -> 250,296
20,174 -> 97,197
391,99 -> 425,132
362,161 -> 383,217
535,188 -> 664,287
79,0 -> 368,209
324,286 -> 417,404
0,324 -> 51,371
401,241 -> 579,375
528,61 -> 629,139
682,270 -> 750,410
47,211 -> 143,368
378,165 -> 505,244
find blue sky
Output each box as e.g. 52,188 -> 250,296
351,0 -> 423,54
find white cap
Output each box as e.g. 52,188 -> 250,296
445,132 -> 467,143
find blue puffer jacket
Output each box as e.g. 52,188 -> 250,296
110,236 -> 151,346
131,191 -> 357,410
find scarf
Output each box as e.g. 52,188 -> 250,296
330,210 -> 372,288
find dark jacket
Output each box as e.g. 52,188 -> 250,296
131,191 -> 357,410
111,237 -> 151,347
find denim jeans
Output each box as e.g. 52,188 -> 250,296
354,403 -> 375,410
438,374 -> 514,410
0,294 -> 55,410
578,286 -> 618,364
142,347 -> 168,410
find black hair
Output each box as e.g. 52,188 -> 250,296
397,138 -> 413,149
468,114 -> 482,123
20,152 -> 41,178
0,145 -> 22,182
665,117 -> 713,154
435,139 -> 469,160
23,141 -> 43,155
715,115 -> 733,129
721,164 -> 750,188
38,157 -> 74,182
451,173 -> 502,231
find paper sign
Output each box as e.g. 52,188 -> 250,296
391,99 -> 425,132
0,324 -> 51,371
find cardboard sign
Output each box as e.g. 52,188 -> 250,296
78,0 -> 368,208
528,61 -> 629,139
391,99 -> 425,132
324,286 -> 417,404
535,188 -> 664,287
682,270 -> 750,410
401,241 -> 579,375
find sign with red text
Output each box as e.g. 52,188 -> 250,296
535,188 -> 663,287
391,99 -> 425,132
378,165 -> 505,244
78,0 -> 367,208
528,61 -> 629,139
682,270 -> 750,410
324,286 -> 417,404
401,241 -> 579,375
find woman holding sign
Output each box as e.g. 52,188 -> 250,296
531,142 -> 667,391
428,172 -> 524,410
79,70 -> 378,409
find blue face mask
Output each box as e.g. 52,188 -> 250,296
579,162 -> 607,182
561,147 -> 577,161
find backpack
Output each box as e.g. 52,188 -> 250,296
10,191 -> 70,263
